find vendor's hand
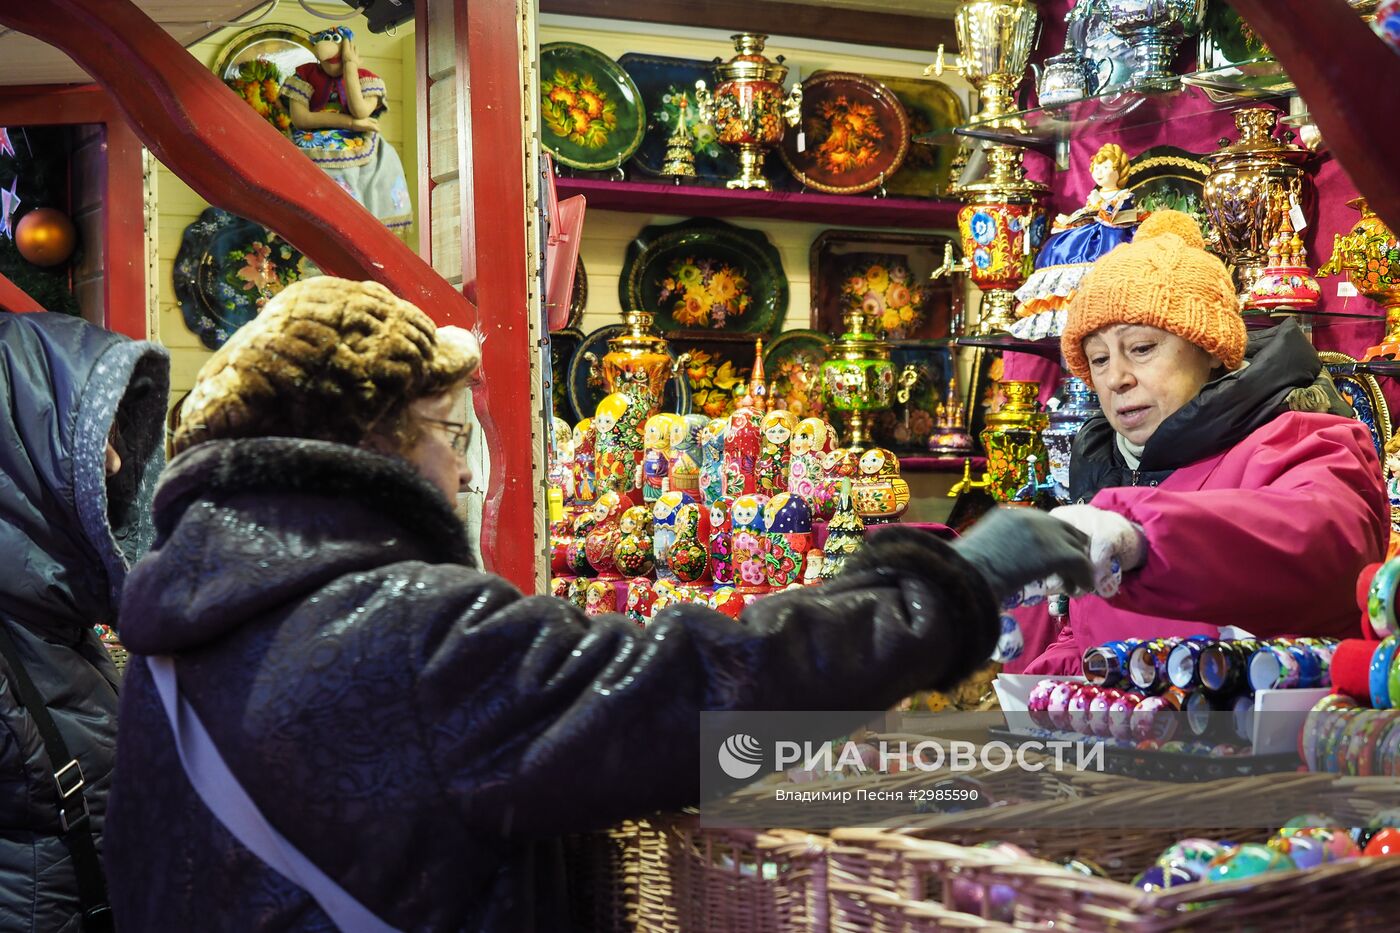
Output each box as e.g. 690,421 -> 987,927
952,507 -> 1095,603
1049,504 -> 1146,597
348,116 -> 380,132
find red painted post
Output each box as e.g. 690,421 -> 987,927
1228,0 -> 1400,229
0,0 -> 476,324
456,0 -> 543,592
0,270 -> 43,312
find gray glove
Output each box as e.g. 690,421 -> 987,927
952,506 -> 1095,602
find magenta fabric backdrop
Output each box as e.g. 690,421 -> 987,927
1001,1 -> 1390,405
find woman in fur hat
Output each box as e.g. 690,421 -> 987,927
105,276 -> 1092,932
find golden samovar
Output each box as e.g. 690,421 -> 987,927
1319,197 -> 1400,359
694,34 -> 803,190
980,380 -> 1049,503
585,309 -> 688,420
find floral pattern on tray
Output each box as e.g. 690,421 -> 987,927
839,254 -> 928,340
810,95 -> 885,176
659,255 -> 753,329
810,230 -> 958,342
542,68 -> 619,150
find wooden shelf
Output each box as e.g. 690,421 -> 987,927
554,176 -> 962,229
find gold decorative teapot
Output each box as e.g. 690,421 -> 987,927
980,380 -> 1049,502
585,309 -> 689,420
694,34 -> 803,190
1319,197 -> 1400,358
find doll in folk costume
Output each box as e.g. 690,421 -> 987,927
707,496 -> 735,586
593,392 -> 645,494
819,445 -> 860,515
583,490 -> 634,577
641,413 -> 682,503
584,579 -> 617,616
571,418 -> 598,505
788,417 -> 837,519
670,500 -> 711,588
698,417 -> 727,504
730,493 -> 771,595
548,417 -> 576,503
613,505 -> 655,577
708,586 -> 745,620
819,480 -> 865,581
757,409 -> 799,495
625,577 -> 657,626
652,488 -> 696,584
852,446 -> 911,524
668,414 -> 708,499
763,493 -> 813,589
280,27 -> 412,230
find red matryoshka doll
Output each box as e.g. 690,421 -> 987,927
757,409 -> 799,495
549,577 -> 571,600
593,393 -> 645,495
565,502 -> 600,577
699,417 -> 728,505
571,418 -> 598,505
583,490 -> 634,578
819,445 -> 860,511
613,505 -> 656,577
763,492 -> 814,588
625,577 -> 657,626
819,479 -> 865,581
670,500 -> 711,587
788,417 -> 837,519
730,493 -> 771,595
652,489 -> 697,584
669,414 -> 708,498
584,579 -> 618,616
707,496 -> 736,585
722,407 -> 762,497
708,586 -> 745,620
651,579 -> 683,613
641,413 -> 682,503
852,446 -> 911,524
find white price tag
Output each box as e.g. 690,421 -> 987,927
1289,195 -> 1307,232
1023,230 -> 1033,256
1338,281 -> 1359,297
795,130 -> 806,153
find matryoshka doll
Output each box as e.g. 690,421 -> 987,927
819,480 -> 865,581
613,505 -> 656,577
819,446 -> 860,514
549,577 -> 571,600
652,489 -> 697,584
566,576 -> 590,610
852,446 -> 911,524
565,503 -> 600,577
593,393 -> 645,495
698,418 -> 727,504
625,577 -> 657,627
548,417 -> 576,503
763,492 -> 814,588
670,500 -> 711,588
583,490 -> 634,578
730,493 -> 772,595
668,414 -> 708,498
584,579 -> 617,616
757,409 -> 799,495
722,407 -> 762,498
641,413 -> 682,503
788,417 -> 837,520
571,418 -> 598,505
709,586 -> 745,620
708,496 -> 736,585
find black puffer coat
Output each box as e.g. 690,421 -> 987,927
0,312 -> 168,932
107,437 -> 999,932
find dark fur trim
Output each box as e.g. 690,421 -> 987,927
155,438 -> 474,565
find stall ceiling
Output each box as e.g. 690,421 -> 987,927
0,1 -> 269,85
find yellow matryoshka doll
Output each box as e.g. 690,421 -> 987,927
852,446 -> 911,524
788,417 -> 837,520
698,417 -> 728,505
593,392 -> 645,494
668,413 -> 708,498
584,579 -> 618,616
613,505 -> 656,577
641,413 -> 683,503
571,417 -> 597,505
757,409 -> 799,495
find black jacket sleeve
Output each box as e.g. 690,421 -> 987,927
407,526 -> 997,835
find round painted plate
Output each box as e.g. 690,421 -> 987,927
549,328 -> 583,422
621,218 -> 788,337
211,24 -> 315,81
568,324 -> 692,422
174,207 -> 318,350
763,329 -> 832,418
779,72 -> 910,195
1320,351 -> 1392,460
539,42 -> 646,172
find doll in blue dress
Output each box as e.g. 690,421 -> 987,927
1011,143 -> 1139,339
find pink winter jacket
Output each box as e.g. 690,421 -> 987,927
1008,411 -> 1387,676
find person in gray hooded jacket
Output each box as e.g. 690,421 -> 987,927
0,311 -> 168,931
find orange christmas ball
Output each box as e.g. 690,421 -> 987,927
15,208 -> 77,267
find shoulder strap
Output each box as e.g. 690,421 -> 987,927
144,655 -> 401,933
0,621 -> 112,932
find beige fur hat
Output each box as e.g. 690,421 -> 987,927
174,277 -> 479,454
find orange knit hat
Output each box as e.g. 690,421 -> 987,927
1060,210 -> 1246,380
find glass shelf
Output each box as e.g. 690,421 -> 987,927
1243,307 -> 1387,327
1332,360 -> 1400,379
955,333 -> 1062,360
917,59 -> 1293,151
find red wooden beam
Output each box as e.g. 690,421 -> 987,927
0,270 -> 44,312
1228,0 -> 1400,231
0,85 -> 145,338
0,0 -> 476,324
457,0 -> 543,592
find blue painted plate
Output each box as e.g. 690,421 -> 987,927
618,52 -> 740,182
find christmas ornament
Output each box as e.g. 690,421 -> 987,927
15,207 -> 77,266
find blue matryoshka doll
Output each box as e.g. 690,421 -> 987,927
699,417 -> 727,505
763,492 -> 814,588
652,489 -> 697,584
730,493 -> 771,594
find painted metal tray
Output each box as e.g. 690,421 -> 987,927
539,42 -> 646,172
778,72 -> 909,195
762,329 -> 832,419
618,52 -> 740,183
621,217 -> 788,337
867,73 -> 965,198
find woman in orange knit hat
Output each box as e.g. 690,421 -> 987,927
1009,210 -> 1389,675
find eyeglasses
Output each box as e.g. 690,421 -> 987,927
420,417 -> 474,457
